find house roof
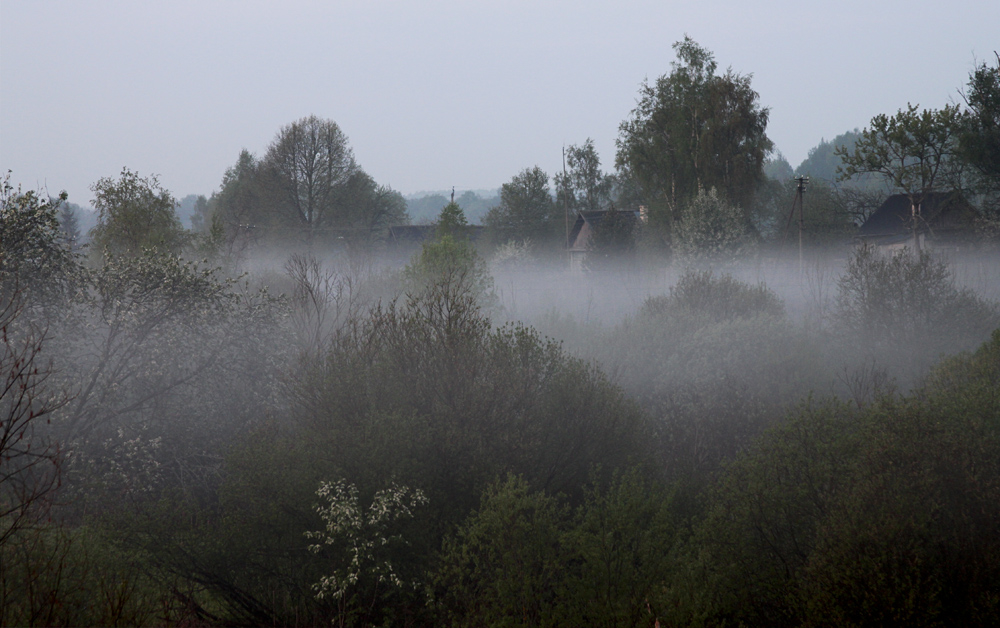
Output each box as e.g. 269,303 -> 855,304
568,209 -> 639,251
859,192 -> 977,239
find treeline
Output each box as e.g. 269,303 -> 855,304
479,41 -> 1000,262
49,40 -> 1000,270
3,165 -> 1000,625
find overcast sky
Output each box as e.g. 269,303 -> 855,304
2,1 -> 997,207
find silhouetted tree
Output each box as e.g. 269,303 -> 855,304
89,168 -> 186,257
616,37 -> 772,230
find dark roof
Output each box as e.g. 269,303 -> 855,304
568,209 -> 639,251
859,192 -> 977,239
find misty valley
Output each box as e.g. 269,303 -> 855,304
2,40 -> 1000,628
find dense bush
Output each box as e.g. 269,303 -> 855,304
833,245 -> 999,386
605,270 -> 823,488
433,471 -> 675,628
139,284 -> 656,625
676,330 -> 1000,626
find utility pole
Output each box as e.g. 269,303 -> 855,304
783,176 -> 809,273
909,194 -> 923,256
562,146 -> 570,263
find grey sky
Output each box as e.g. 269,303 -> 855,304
2,0 -> 997,208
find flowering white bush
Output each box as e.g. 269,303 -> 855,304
490,239 -> 535,271
305,480 -> 428,601
672,187 -> 753,262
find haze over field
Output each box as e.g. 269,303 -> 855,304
2,0 -> 998,205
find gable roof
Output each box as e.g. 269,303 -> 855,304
568,209 -> 639,251
859,192 -> 977,240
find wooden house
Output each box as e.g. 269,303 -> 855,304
858,192 -> 977,252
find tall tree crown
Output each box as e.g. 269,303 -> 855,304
615,37 -> 772,222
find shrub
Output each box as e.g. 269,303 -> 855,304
833,245 -> 999,386
671,188 -> 754,262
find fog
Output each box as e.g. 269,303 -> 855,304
4,183 -> 1000,624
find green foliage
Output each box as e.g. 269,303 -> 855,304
295,292 -> 652,521
306,480 -> 428,624
671,187 -> 753,262
187,290 -> 653,624
678,331 -> 1000,626
763,151 -> 794,181
606,271 -> 821,492
209,149 -> 266,257
562,470 -> 675,628
1,174 -> 79,307
485,166 -> 558,250
433,475 -> 570,627
338,170 -> 409,242
51,248 -> 288,548
800,399 -> 1000,626
836,104 -> 965,203
616,36 -> 772,221
555,139 -> 616,213
436,200 -> 469,237
407,191 -> 500,225
259,115 -> 360,244
433,471 -> 675,628
833,245 -> 999,384
0,523 -> 174,626
404,233 -> 495,308
405,202 -> 496,310
686,399 -> 859,626
648,268 -> 785,322
796,130 -> 863,183
958,54 -> 1000,230
57,201 -> 83,251
959,54 -> 1000,184
89,167 -> 187,257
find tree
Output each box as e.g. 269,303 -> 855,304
1,291 -> 65,548
187,195 -> 211,233
958,54 -> 1000,229
433,471 -> 675,628
959,53 -> 1000,183
259,115 -> 360,244
337,170 -> 408,243
836,104 -> 965,250
832,244 -> 999,386
796,130 -> 864,183
1,175 -> 79,310
305,479 -> 428,624
433,475 -> 570,626
406,202 -> 494,308
209,149 -> 266,258
616,37 -> 772,227
484,166 -> 558,249
435,200 -> 468,237
671,187 -> 752,262
763,152 -> 793,181
555,139 -> 615,213
89,168 -> 187,257
57,202 -> 82,251
678,332 -> 1000,626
